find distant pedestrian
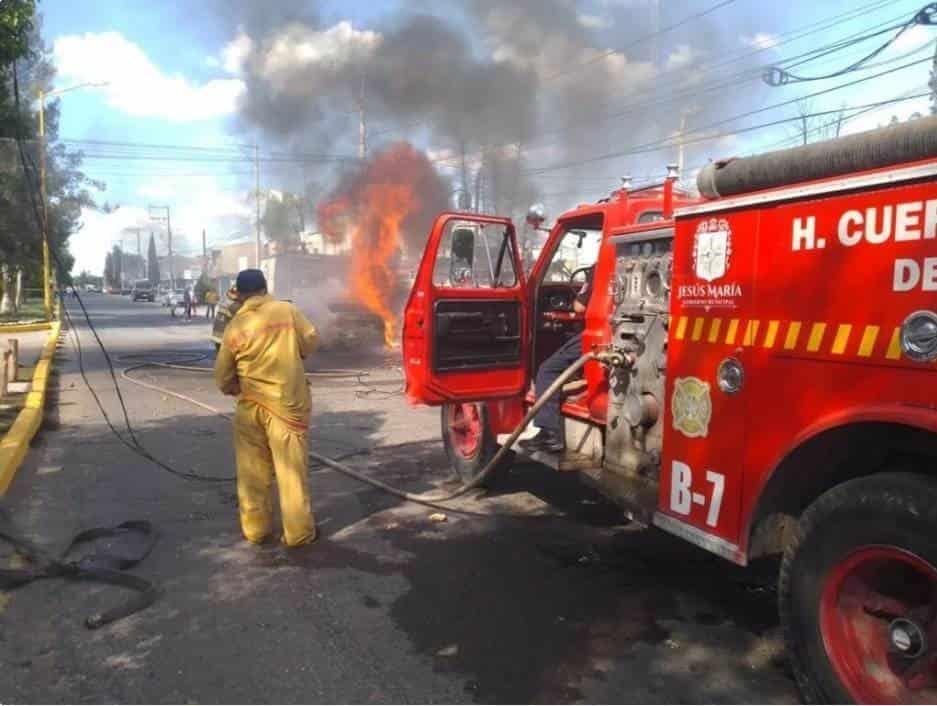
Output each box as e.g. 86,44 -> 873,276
183,287 -> 193,321
205,289 -> 218,320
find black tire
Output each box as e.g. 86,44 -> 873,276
440,401 -> 514,487
779,472 -> 937,704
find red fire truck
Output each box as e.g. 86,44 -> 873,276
403,117 -> 937,703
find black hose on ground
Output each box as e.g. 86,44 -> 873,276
119,351 -> 599,509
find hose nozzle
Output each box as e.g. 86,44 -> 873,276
595,348 -> 634,368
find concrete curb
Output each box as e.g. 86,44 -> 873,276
0,321 -> 53,334
0,321 -> 61,495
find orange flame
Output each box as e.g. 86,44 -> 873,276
318,142 -> 441,348
348,182 -> 417,346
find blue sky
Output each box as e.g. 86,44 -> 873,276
40,0 -> 936,274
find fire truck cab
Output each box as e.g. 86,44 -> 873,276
404,118 -> 937,703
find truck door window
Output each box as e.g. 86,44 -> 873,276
432,221 -> 517,288
544,228 -> 603,282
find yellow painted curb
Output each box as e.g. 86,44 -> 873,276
0,321 -> 53,334
0,321 -> 61,495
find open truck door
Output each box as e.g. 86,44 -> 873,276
403,213 -> 529,405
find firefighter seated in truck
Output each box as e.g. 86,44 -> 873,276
448,227 -> 476,286
520,264 -> 594,453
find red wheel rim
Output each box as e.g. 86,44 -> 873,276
447,403 -> 482,460
820,545 -> 937,703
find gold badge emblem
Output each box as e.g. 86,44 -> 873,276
672,377 -> 712,438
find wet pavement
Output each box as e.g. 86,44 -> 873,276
0,294 -> 800,703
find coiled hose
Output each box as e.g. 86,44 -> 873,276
119,351 -> 598,508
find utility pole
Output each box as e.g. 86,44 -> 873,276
34,81 -> 107,317
149,206 -> 174,290
357,76 -> 368,160
131,227 -> 143,279
930,40 -> 937,115
459,141 -> 470,210
254,144 -> 261,268
677,113 -> 687,175
202,228 -> 207,277
37,90 -> 51,319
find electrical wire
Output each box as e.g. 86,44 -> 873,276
764,2 -> 937,85
523,60 -> 933,175
541,0 -> 739,84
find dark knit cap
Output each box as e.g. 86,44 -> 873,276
235,269 -> 267,293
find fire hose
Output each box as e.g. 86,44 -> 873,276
119,350 -> 605,507
0,516 -> 158,629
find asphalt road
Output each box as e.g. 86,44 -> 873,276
0,294 -> 800,704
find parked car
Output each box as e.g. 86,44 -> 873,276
131,280 -> 155,302
161,289 -> 185,308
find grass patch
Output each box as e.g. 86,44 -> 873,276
0,300 -> 46,324
0,392 -> 26,436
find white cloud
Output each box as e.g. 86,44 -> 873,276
483,6 -> 654,91
70,205 -> 150,276
220,31 -> 253,75
53,32 -> 245,122
891,24 -> 933,53
577,13 -> 611,30
72,176 -> 253,275
665,44 -> 698,71
741,33 -> 780,51
257,21 -> 381,94
841,95 -> 931,136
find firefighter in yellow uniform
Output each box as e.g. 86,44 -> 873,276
214,269 -> 319,547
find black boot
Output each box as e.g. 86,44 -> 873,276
519,429 -> 565,453
540,429 -> 565,453
519,429 -> 551,452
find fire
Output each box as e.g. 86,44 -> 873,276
317,142 -> 447,347
348,182 -> 416,346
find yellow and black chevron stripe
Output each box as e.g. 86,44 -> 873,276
672,315 -> 912,362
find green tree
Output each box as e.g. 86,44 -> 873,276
111,244 -> 122,289
194,272 -> 214,303
0,10 -> 96,313
262,191 -> 304,252
147,233 -> 160,286
104,251 -> 113,289
0,0 -> 35,68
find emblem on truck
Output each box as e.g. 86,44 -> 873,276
671,377 -> 712,439
693,219 -> 732,282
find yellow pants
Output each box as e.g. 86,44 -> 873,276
234,401 -> 316,547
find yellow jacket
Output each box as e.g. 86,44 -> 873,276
214,295 -> 318,430
205,290 -> 219,305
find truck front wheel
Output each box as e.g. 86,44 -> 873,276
440,402 -> 513,487
780,472 -> 937,704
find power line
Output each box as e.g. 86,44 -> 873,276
541,0 -> 739,84
60,138 -> 358,164
426,4 -> 925,168
524,57 -> 933,174
764,2 -> 937,84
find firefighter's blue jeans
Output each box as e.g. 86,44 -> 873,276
533,333 -> 583,433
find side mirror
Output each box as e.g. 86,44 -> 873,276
526,203 -> 546,230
